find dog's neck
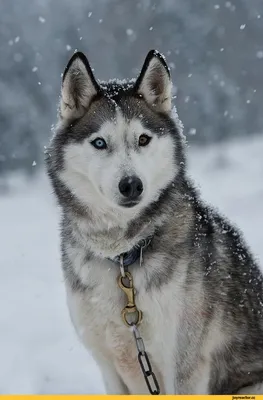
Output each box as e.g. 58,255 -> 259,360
64,180 -> 191,260
69,209 -> 158,260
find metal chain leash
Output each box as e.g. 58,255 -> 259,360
117,255 -> 160,395
132,324 -> 160,395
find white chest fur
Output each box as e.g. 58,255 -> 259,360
65,254 -> 185,394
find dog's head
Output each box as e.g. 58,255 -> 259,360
48,50 -> 185,217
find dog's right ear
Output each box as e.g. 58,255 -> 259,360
60,52 -> 99,120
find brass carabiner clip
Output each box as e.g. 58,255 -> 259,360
118,272 -> 143,327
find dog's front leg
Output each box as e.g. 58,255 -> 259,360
102,366 -> 129,394
95,353 -> 129,394
175,360 -> 210,394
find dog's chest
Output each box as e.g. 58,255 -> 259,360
67,259 -> 153,347
66,261 -> 150,388
66,256 -> 178,391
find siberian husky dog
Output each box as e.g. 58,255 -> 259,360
46,50 -> 263,394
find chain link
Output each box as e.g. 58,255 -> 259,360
132,324 -> 160,395
117,248 -> 160,395
119,254 -> 125,277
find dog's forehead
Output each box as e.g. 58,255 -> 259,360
75,96 -> 141,138
99,97 -> 169,134
99,109 -> 146,140
69,91 -> 171,144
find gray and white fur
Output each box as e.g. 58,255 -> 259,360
46,50 -> 263,394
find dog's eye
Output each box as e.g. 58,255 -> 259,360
91,138 -> 107,150
139,134 -> 152,147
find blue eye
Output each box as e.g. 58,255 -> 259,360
91,138 -> 107,150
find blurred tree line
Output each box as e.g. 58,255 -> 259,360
0,0 -> 263,176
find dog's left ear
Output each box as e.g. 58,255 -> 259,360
134,50 -> 172,114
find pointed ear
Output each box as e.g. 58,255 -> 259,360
134,50 -> 172,114
60,52 -> 99,120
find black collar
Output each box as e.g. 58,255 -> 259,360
110,236 -> 153,268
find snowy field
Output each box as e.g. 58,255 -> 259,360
0,136 -> 263,394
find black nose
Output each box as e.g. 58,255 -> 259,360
118,176 -> 143,199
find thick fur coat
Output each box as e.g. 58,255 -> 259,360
46,50 -> 263,394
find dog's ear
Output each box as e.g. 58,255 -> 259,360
60,52 -> 99,120
134,50 -> 172,114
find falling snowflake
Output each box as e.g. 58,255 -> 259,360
126,29 -> 134,36
256,50 -> 263,59
189,128 -> 196,135
38,16 -> 46,23
240,24 -> 246,30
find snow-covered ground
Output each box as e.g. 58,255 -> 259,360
0,136 -> 263,394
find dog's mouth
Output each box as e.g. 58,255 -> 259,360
119,200 -> 140,208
